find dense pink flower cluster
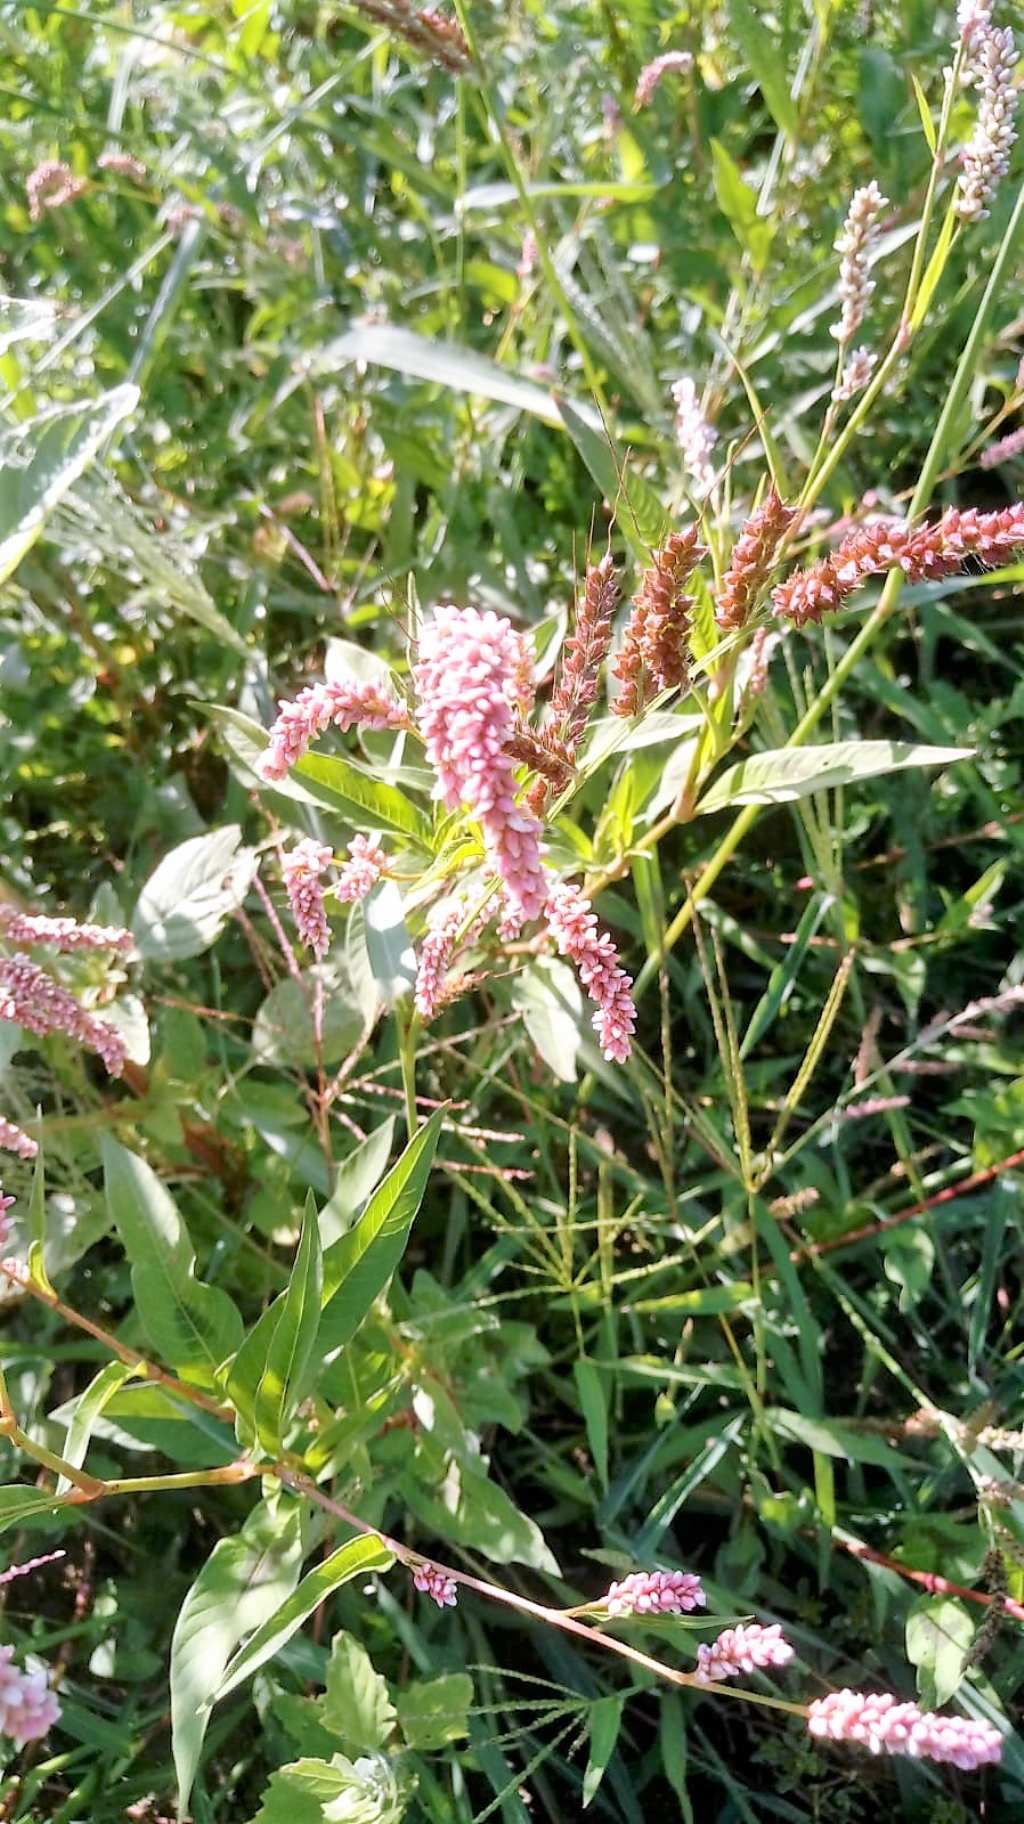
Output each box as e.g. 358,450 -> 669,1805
833,345 -> 876,404
695,1622 -> 794,1683
0,905 -> 132,954
0,955 -> 126,1076
414,900 -> 466,1020
773,503 -> 1024,625
807,1689 -> 1002,1771
671,378 -> 716,495
603,1570 -> 706,1617
715,491 -> 795,632
282,839 -> 332,959
0,1551 -> 65,1588
413,1563 -> 458,1608
414,607 -> 547,928
0,1647 -> 61,1746
956,22 -> 1018,223
335,834 -> 387,904
545,879 -> 636,1063
0,1117 -> 37,1162
981,423 -> 1024,467
26,160 -> 86,223
0,1187 -> 14,1248
831,182 -> 887,346
259,679 -> 407,781
97,149 -> 147,179
634,50 -> 693,108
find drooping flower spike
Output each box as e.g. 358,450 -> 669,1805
335,835 -> 388,904
0,955 -> 126,1077
259,678 -> 408,781
0,1117 -> 38,1162
545,879 -> 636,1064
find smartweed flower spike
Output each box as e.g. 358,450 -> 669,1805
0,905 -> 132,955
352,0 -> 470,72
773,502 -> 1024,625
0,1551 -> 65,1588
695,1623 -> 794,1683
97,149 -> 147,180
551,554 -> 619,756
956,23 -> 1018,223
671,377 -> 717,495
634,50 -> 693,109
545,879 -> 637,1063
715,491 -> 795,632
830,182 -> 887,347
0,1116 -> 37,1162
0,1187 -> 14,1248
614,528 -> 705,714
282,839 -> 332,959
981,423 -> 1024,466
335,834 -> 387,904
413,1563 -> 458,1608
26,160 -> 86,223
603,1570 -> 706,1616
0,1648 -> 61,1746
414,606 -> 547,930
414,900 -> 467,1021
807,1690 -> 1002,1771
958,0 -> 993,46
259,679 -> 407,781
0,954 -> 126,1077
832,345 -> 877,404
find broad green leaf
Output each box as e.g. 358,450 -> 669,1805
0,386 -> 138,584
906,1598 -> 973,1708
511,958 -> 582,1082
103,1138 -> 243,1384
911,71 -> 937,153
583,1694 -> 624,1808
396,1673 -> 472,1749
910,200 -> 957,332
216,1535 -> 394,1701
710,140 -> 772,271
319,1120 -> 396,1248
252,963 -> 366,1068
319,1108 -> 443,1351
0,1485 -> 69,1534
26,1132 -> 52,1296
56,1360 -> 135,1495
171,1496 -> 306,1812
208,705 -> 326,805
249,1192 -> 323,1454
250,1753 -> 405,1824
132,826 -> 257,961
293,751 -> 431,848
362,880 -> 416,1004
698,742 -> 972,812
555,397 -> 670,564
573,1357 -> 609,1490
728,0 -> 796,137
321,1631 -> 396,1752
403,1460 -> 559,1573
317,322 -> 601,430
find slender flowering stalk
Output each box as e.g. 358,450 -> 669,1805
281,839 -> 332,959
807,1689 -> 1002,1770
26,160 -> 87,223
413,1563 -> 458,1608
259,679 -> 407,781
614,528 -> 705,714
671,378 -> 717,494
0,955 -> 126,1076
0,1551 -> 65,1587
545,878 -> 636,1062
832,346 -> 877,404
0,1647 -> 61,1746
956,23 -> 1018,222
696,1623 -> 794,1683
840,1094 -> 911,1121
0,905 -> 132,954
981,423 -> 1024,466
414,607 -> 547,928
335,834 -> 387,904
0,1117 -> 37,1162
715,491 -> 796,632
603,1570 -> 706,1616
830,183 -> 887,346
551,554 -> 619,755
773,502 -> 1024,625
634,51 -> 693,109
97,149 -> 147,179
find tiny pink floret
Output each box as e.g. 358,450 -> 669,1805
604,1569 -> 706,1617
807,1689 -> 1002,1771
696,1622 -> 794,1683
413,1563 -> 458,1609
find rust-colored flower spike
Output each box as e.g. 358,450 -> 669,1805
552,554 -> 620,755
353,0 -> 470,71
773,502 -> 1024,626
613,528 -> 705,715
715,490 -> 795,632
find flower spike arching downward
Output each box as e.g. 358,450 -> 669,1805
259,678 -> 407,781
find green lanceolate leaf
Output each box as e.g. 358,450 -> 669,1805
728,0 -> 797,138
0,1484 -> 71,1535
103,1138 -> 243,1385
396,1673 -> 472,1750
583,1694 -> 624,1809
698,741 -> 972,812
27,1132 -> 52,1295
320,1631 -> 396,1752
56,1360 -> 135,1495
232,1192 -> 323,1455
216,1535 -> 394,1702
171,1495 -> 306,1812
319,1108 -> 443,1352
317,321 -> 600,429
293,751 -> 432,848
0,385 -> 139,584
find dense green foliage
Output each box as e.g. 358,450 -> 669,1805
2,1 -> 1024,1819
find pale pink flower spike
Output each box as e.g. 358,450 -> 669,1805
0,955 -> 126,1077
604,1569 -> 706,1616
335,835 -> 387,904
545,879 -> 636,1063
282,839 -> 333,959
0,1117 -> 38,1162
259,678 -> 407,781
696,1622 -> 794,1683
0,1646 -> 61,1746
807,1688 -> 1002,1771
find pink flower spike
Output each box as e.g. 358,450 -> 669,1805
603,1569 -> 706,1617
807,1689 -> 1003,1771
413,1563 -> 458,1609
0,954 -> 126,1077
259,678 -> 407,781
414,606 -> 547,925
0,906 -> 132,954
0,1117 -> 38,1162
282,839 -> 332,959
695,1622 -> 794,1683
544,878 -> 636,1063
335,835 -> 387,904
0,1188 -> 14,1250
0,1550 -> 65,1588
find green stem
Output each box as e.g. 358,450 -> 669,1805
397,1003 -> 420,1138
